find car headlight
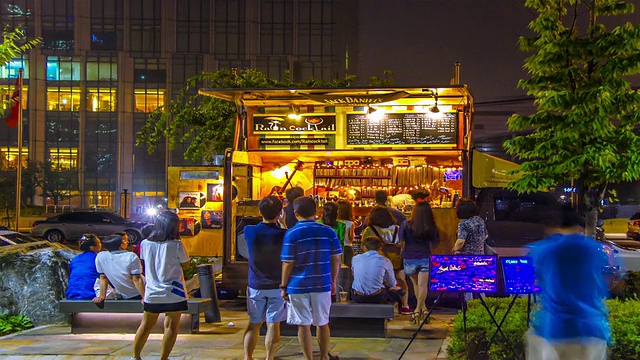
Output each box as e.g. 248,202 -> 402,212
145,208 -> 158,217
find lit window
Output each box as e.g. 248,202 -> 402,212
134,89 -> 164,113
47,87 -> 81,111
87,61 -> 117,81
46,56 -> 81,81
0,59 -> 29,79
1,85 -> 28,110
87,88 -> 116,112
49,148 -> 78,170
0,147 -> 29,170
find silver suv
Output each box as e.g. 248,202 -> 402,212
30,211 -> 149,244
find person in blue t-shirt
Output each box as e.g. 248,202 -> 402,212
66,234 -> 102,300
526,206 -> 609,360
243,195 -> 287,360
281,196 -> 342,360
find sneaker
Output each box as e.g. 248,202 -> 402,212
400,306 -> 413,315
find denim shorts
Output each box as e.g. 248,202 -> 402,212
403,258 -> 431,276
247,287 -> 287,324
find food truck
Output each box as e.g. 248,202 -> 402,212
198,86 -> 474,289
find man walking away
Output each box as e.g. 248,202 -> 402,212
526,206 -> 610,360
375,190 -> 406,225
351,236 -> 403,304
281,196 -> 342,360
242,196 -> 287,360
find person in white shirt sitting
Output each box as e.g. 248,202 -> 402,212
93,234 -> 145,302
351,236 -> 404,304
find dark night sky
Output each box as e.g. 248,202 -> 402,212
357,0 -> 640,102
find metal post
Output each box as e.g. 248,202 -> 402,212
14,68 -> 23,232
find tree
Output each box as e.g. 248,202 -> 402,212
136,68 -> 393,162
505,0 -> 640,236
39,161 -> 78,206
0,26 -> 40,114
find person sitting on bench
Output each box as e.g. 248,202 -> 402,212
93,234 -> 145,302
351,236 -> 403,304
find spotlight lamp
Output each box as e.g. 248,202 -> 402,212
429,93 -> 440,113
287,105 -> 301,120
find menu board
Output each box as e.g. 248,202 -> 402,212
501,257 -> 539,294
429,255 -> 497,293
346,112 -> 457,146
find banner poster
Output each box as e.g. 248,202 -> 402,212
429,255 -> 497,293
178,192 -> 206,209
201,210 -> 223,229
501,257 -> 539,294
179,218 -> 200,237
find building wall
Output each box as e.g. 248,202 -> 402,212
0,0 -> 348,213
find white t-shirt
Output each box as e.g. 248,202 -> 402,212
139,239 -> 190,304
95,250 -> 143,299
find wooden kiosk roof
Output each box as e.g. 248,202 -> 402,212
198,86 -> 474,107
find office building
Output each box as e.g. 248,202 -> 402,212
0,0 -> 354,212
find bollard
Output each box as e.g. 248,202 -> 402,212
197,264 -> 221,323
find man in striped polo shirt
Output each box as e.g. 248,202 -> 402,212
280,196 -> 342,360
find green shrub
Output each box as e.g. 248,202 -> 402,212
611,271 -> 640,301
183,256 -> 220,280
0,313 -> 33,336
607,299 -> 640,360
447,297 -> 640,360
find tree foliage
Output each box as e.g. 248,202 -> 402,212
39,161 -> 78,206
0,26 -> 40,116
505,0 -> 640,235
136,68 -> 393,162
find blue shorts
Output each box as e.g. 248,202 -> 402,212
247,287 -> 286,324
404,258 -> 430,276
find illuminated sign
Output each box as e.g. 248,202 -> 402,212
180,170 -> 220,180
253,115 -> 336,133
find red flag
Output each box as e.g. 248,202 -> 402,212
4,77 -> 20,128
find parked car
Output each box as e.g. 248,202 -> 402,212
626,212 -> 640,240
476,189 -> 637,276
601,239 -> 640,273
0,230 -> 43,246
30,211 -> 148,244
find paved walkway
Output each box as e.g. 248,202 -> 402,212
0,304 -> 455,360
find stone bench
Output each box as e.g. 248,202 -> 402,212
58,298 -> 212,334
263,302 -> 395,338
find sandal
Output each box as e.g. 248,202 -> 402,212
421,309 -> 430,324
410,311 -> 421,324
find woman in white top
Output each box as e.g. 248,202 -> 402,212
133,211 -> 190,360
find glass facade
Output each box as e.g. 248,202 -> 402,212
41,0 -> 74,52
84,113 -> 117,201
46,112 -> 79,167
90,0 -> 124,51
0,58 -> 29,79
176,0 -> 210,53
46,56 -> 81,81
130,0 -> 162,56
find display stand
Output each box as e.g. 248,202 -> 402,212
477,256 -> 539,360
398,255 -> 499,360
478,296 -> 521,360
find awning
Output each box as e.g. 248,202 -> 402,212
472,150 -> 521,188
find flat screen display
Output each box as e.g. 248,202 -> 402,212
501,256 -> 539,294
429,255 -> 497,293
